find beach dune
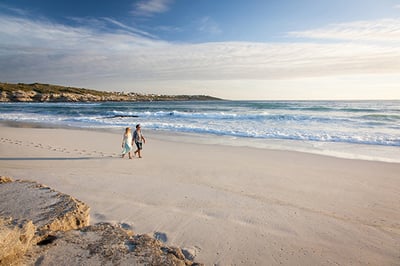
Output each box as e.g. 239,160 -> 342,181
1,124 -> 399,265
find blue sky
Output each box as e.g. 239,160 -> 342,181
1,0 -> 400,99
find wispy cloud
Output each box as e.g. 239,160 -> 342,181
289,19 -> 400,42
66,16 -> 157,39
101,17 -> 158,38
0,13 -> 399,97
154,25 -> 183,33
0,3 -> 28,16
197,16 -> 222,35
132,0 -> 173,17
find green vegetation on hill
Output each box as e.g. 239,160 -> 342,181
0,82 -> 221,102
0,82 -> 111,96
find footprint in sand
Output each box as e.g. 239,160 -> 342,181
94,213 -> 106,220
182,246 -> 201,261
119,223 -> 134,231
153,232 -> 168,243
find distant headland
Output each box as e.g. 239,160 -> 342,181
0,82 -> 221,102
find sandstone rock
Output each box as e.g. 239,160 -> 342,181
11,90 -> 36,102
0,176 -> 13,184
0,180 -> 90,238
0,217 -> 36,266
25,223 -> 201,266
0,91 -> 9,102
0,178 -> 203,265
35,94 -> 51,102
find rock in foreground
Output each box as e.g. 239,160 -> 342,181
0,178 -> 90,236
0,177 -> 202,265
26,223 -> 197,266
0,217 -> 35,265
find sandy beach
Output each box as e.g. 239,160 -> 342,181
1,123 -> 399,265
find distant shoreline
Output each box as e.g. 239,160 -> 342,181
0,82 -> 222,102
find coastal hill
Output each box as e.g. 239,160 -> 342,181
0,82 -> 221,102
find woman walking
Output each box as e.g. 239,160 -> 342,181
121,127 -> 133,159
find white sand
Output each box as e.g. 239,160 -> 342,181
1,124 -> 400,265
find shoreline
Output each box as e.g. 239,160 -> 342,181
1,123 -> 400,265
2,120 -> 400,164
148,129 -> 400,163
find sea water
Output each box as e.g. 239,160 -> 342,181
1,100 -> 399,162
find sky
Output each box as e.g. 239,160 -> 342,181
0,0 -> 400,100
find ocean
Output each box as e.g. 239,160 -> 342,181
1,100 -> 399,162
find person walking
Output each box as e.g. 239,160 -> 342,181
133,124 -> 146,158
121,127 -> 133,159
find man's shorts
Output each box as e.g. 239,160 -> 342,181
135,142 -> 143,150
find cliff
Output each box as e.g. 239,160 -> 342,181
0,82 -> 221,102
0,176 -> 202,266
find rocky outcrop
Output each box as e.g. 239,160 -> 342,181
0,177 -> 90,236
0,217 -> 35,266
0,89 -> 128,102
0,177 -> 202,265
0,82 -> 221,102
0,176 -> 13,184
0,176 -> 90,265
24,223 -> 200,266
